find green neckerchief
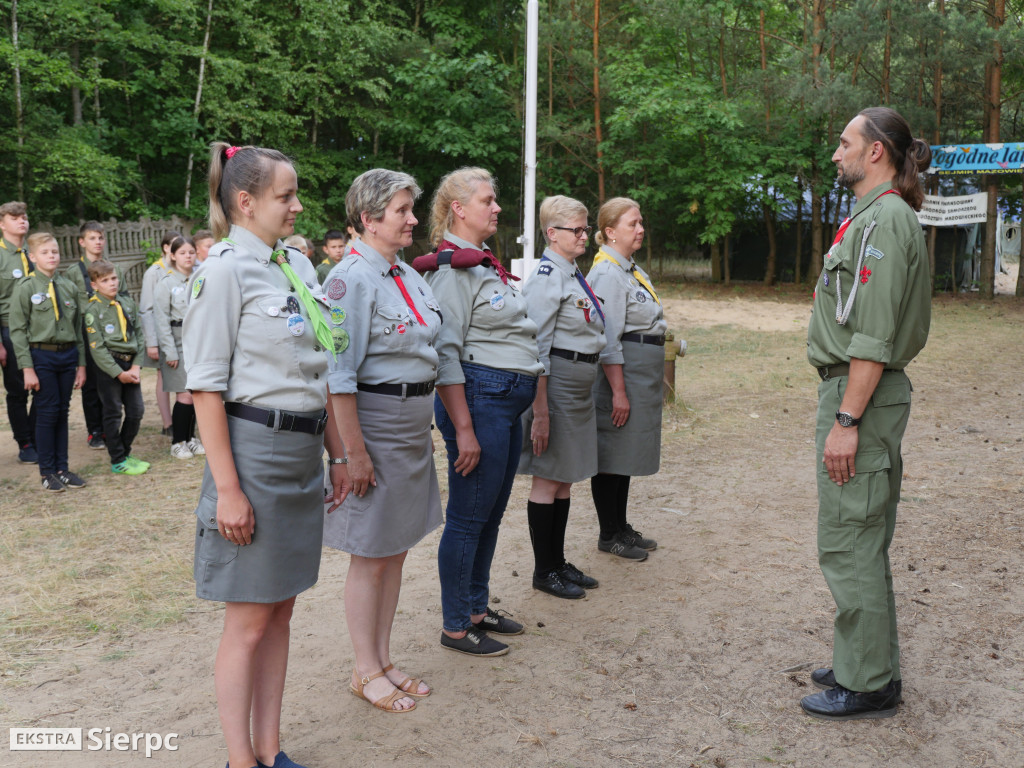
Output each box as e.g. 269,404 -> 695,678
271,249 -> 335,359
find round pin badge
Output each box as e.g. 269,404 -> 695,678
628,278 -> 639,288
635,290 -> 647,303
267,306 -> 280,317
383,326 -> 392,335
31,293 -> 44,305
287,313 -> 305,337
105,323 -> 116,334
13,269 -> 23,279
330,307 -> 346,325
286,296 -> 301,315
490,293 -> 505,311
397,324 -> 407,335
326,278 -> 347,300
332,327 -> 350,353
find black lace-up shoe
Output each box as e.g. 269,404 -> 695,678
619,523 -> 657,551
440,629 -> 509,656
557,561 -> 598,589
532,570 -> 585,599
471,607 -> 524,635
800,681 -> 901,720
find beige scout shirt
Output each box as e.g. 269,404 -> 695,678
183,225 -> 329,412
138,258 -> 174,347
525,248 -> 606,375
325,240 -> 441,393
424,232 -> 543,386
152,269 -> 190,362
586,245 -> 667,365
807,182 -> 931,369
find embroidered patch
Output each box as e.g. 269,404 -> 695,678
330,307 -> 346,325
823,274 -> 829,287
866,245 -> 885,260
537,264 -> 553,276
90,341 -> 96,349
192,276 -> 205,299
635,290 -> 648,304
331,327 -> 350,353
860,267 -> 872,284
84,312 -> 95,325
86,326 -> 95,334
326,278 -> 346,300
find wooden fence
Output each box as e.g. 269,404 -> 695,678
38,217 -> 196,299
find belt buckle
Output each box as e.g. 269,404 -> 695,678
279,412 -> 296,432
818,366 -> 830,381
315,411 -> 328,435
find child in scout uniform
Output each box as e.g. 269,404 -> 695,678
315,228 -> 349,284
84,260 -> 149,475
153,235 -> 201,458
193,229 -> 215,269
139,230 -> 180,437
8,233 -> 87,492
65,221 -> 129,452
0,200 -> 37,463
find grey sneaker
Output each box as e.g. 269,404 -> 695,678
440,629 -> 509,657
41,474 -> 65,492
471,607 -> 524,635
598,532 -> 648,561
619,523 -> 657,551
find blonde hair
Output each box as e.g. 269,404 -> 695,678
207,141 -> 293,239
27,232 -> 56,253
428,167 -> 496,247
539,195 -> 589,244
283,234 -> 307,250
595,196 -> 641,247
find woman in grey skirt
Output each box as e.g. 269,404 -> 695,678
153,235 -> 201,458
323,169 -> 442,713
586,197 -> 667,562
185,142 -> 349,768
518,196 -> 605,599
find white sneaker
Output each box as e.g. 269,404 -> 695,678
170,441 -> 193,459
186,437 -> 206,456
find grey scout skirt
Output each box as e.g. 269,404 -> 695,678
323,390 -> 442,558
593,338 -> 663,477
193,411 -> 325,603
159,325 -> 187,392
518,355 -> 599,483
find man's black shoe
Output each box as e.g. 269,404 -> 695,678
471,607 -> 524,635
800,681 -> 900,720
532,570 -> 585,599
557,561 -> 598,589
811,668 -> 902,701
440,629 -> 508,657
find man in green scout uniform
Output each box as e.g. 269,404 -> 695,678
0,200 -> 37,463
802,107 -> 932,721
64,221 -> 128,451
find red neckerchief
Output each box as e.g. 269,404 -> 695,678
831,188 -> 901,247
412,241 -> 520,285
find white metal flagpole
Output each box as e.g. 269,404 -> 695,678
515,0 -> 539,281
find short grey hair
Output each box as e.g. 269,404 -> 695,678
345,169 -> 422,234
539,195 -> 589,244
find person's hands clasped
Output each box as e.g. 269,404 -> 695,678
326,462 -> 352,512
531,411 -> 550,456
453,427 -> 481,476
218,486 -> 255,545
347,448 -> 376,497
610,390 -> 630,427
823,422 -> 859,486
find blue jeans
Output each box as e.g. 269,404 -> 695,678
435,363 -> 537,632
31,346 -> 79,475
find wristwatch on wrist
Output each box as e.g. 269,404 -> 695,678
835,411 -> 862,428
328,457 -> 348,465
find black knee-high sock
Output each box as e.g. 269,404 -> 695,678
616,475 -> 632,532
552,497 -> 570,567
171,402 -> 191,444
185,403 -> 196,441
591,473 -> 621,540
527,500 -> 557,576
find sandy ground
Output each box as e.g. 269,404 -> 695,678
3,290 -> 1023,768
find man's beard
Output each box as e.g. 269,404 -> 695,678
836,160 -> 865,189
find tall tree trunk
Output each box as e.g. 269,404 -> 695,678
981,0 -> 1004,299
795,178 -> 804,284
71,43 -> 83,126
723,235 -> 731,284
710,239 -> 721,282
763,190 -> 777,286
12,0 -> 25,200
592,0 -> 605,203
184,0 -> 214,210
882,3 -> 892,103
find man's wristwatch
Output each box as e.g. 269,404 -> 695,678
328,457 -> 348,465
835,411 -> 862,428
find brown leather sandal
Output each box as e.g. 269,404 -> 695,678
383,663 -> 431,698
349,670 -> 417,713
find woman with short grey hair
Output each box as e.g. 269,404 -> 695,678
322,168 -> 443,713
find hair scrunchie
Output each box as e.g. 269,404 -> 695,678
225,146 -> 240,159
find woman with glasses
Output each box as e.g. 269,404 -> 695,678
586,197 -> 666,562
517,196 -> 605,598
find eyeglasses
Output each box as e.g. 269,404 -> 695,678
551,225 -> 593,238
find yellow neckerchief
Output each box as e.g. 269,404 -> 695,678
46,277 -> 61,321
90,294 -> 127,340
2,236 -> 30,275
592,247 -> 660,305
320,257 -> 330,266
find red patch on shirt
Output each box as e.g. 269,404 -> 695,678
860,267 -> 872,284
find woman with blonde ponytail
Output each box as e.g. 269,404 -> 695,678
183,142 -> 350,768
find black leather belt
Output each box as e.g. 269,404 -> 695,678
170,320 -> 183,327
357,380 -> 436,398
30,342 -> 75,352
621,332 -> 665,347
549,347 -> 600,364
111,351 -> 134,362
224,401 -> 328,435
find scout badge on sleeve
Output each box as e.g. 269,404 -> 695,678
192,275 -> 205,299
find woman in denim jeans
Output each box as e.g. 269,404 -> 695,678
414,167 -> 543,657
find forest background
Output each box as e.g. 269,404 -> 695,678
3,0 -> 1024,296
